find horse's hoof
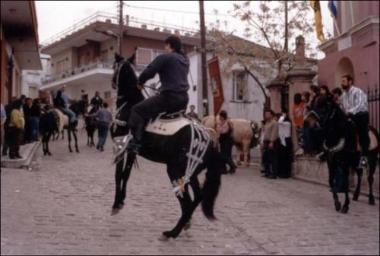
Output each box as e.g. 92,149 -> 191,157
162,231 -> 177,239
76,150 -> 80,153
353,193 -> 359,201
334,201 -> 341,212
158,234 -> 170,241
369,196 -> 375,205
184,221 -> 191,231
111,208 -> 120,216
341,206 -> 349,214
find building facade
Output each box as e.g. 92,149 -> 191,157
1,1 -> 41,104
39,12 -> 200,113
21,54 -> 51,98
318,1 -> 379,130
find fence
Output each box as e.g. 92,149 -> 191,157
368,87 -> 379,133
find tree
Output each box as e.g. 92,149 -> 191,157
208,1 -> 317,107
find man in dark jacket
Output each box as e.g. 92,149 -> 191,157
90,91 -> 103,110
127,35 -> 189,153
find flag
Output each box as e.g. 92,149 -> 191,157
310,0 -> 326,42
207,57 -> 224,115
328,0 -> 338,18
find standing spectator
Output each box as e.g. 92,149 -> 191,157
216,110 -> 237,174
30,98 -> 41,141
1,103 -> 6,148
277,108 -> 293,178
331,87 -> 343,107
8,100 -> 25,159
90,91 -> 103,111
309,85 -> 321,111
301,91 -> 313,155
23,98 -> 33,143
261,109 -> 279,179
186,105 -> 200,122
96,102 -> 113,151
293,93 -> 304,150
341,74 -> 369,168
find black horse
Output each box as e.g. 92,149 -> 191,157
110,53 -> 225,240
311,96 -> 379,213
84,105 -> 98,147
40,105 -> 58,156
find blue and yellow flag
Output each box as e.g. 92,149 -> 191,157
310,0 -> 326,42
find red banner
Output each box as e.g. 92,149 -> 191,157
207,56 -> 224,115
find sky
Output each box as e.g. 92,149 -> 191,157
35,1 -> 333,58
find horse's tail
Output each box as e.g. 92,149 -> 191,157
201,147 -> 223,220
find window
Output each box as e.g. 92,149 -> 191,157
232,71 -> 248,101
136,48 -> 152,66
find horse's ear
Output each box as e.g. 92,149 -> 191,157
127,48 -> 136,65
114,53 -> 124,63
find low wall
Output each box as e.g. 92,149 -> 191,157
293,156 -> 379,199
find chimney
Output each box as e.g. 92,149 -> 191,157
141,24 -> 147,29
153,27 -> 160,32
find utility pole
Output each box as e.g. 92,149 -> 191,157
118,0 -> 124,56
199,0 -> 208,116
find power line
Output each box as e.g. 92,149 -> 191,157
123,2 -> 231,17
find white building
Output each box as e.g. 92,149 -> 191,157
21,53 -> 51,98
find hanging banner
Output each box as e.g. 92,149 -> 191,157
310,0 -> 326,42
207,56 -> 224,115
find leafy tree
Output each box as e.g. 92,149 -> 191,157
208,1 -> 318,105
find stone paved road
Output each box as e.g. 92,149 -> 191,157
1,135 -> 379,255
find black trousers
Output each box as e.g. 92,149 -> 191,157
219,136 -> 236,170
277,137 -> 293,178
128,91 -> 189,140
8,127 -> 22,157
262,140 -> 278,177
351,112 -> 370,156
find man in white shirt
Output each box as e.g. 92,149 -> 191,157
341,74 -> 369,168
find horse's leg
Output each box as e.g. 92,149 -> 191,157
341,191 -> 350,214
120,152 -> 136,205
353,167 -> 363,201
68,129 -> 72,152
112,159 -> 128,215
327,159 -> 341,211
184,177 -> 203,231
161,165 -> 204,240
86,129 -> 90,146
73,130 -> 79,153
42,133 -> 47,155
46,132 -> 52,156
61,130 -> 64,140
368,151 -> 377,205
243,140 -> 250,167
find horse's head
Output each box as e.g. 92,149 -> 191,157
111,52 -> 142,104
308,95 -> 348,149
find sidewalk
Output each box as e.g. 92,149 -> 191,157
1,141 -> 41,169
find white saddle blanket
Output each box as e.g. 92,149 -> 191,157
146,117 -> 192,136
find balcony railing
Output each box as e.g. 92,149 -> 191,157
41,60 -> 113,85
40,11 -> 199,48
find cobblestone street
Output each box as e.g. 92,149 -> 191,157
1,135 -> 379,255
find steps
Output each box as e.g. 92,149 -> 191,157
1,141 -> 41,169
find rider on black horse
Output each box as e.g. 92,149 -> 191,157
127,35 -> 190,153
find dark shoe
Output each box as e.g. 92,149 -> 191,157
229,168 -> 236,174
16,154 -> 22,159
267,175 -> 277,179
100,147 -> 104,152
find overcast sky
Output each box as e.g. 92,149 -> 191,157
35,1 -> 333,58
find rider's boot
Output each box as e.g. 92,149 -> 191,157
127,124 -> 144,154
